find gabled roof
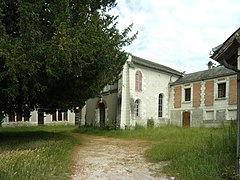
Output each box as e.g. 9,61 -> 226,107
172,66 -> 236,85
131,55 -> 183,76
210,27 -> 240,71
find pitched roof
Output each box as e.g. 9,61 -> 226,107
210,27 -> 240,71
131,55 -> 183,76
172,66 -> 236,85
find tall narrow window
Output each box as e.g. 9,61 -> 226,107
17,113 -> 22,121
24,116 -> 29,121
52,112 -> 57,121
135,71 -> 142,91
134,99 -> 141,117
218,83 -> 226,98
24,110 -> 30,121
58,111 -> 62,121
63,111 -> 68,121
185,88 -> 191,101
9,114 -> 15,122
158,94 -> 163,118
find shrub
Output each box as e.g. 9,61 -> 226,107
135,123 -> 145,130
222,166 -> 240,180
147,118 -> 154,128
105,120 -> 117,130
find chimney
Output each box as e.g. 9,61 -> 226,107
207,61 -> 213,69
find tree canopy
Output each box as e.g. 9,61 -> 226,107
0,0 -> 136,117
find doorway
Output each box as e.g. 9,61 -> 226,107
182,111 -> 190,128
99,103 -> 105,127
38,111 -> 44,125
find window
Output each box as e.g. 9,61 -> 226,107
9,114 -> 15,122
206,111 -> 214,120
52,111 -> 68,121
24,116 -> 29,121
228,110 -> 237,120
218,83 -> 226,98
23,110 -> 30,121
17,114 -> 22,121
185,88 -> 191,101
135,71 -> 142,91
58,111 -> 62,121
52,112 -> 57,121
158,94 -> 163,118
63,111 -> 68,121
134,99 -> 141,117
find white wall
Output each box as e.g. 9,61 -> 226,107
127,58 -> 180,127
2,110 -> 75,127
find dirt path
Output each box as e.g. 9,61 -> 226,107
71,134 -> 168,180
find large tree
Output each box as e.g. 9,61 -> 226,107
0,0 -> 136,117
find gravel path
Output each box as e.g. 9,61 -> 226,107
71,135 -> 168,180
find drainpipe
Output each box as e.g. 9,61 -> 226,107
237,47 -> 240,173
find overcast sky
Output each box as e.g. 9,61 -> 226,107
110,0 -> 240,73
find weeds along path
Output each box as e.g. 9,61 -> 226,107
70,134 -> 168,180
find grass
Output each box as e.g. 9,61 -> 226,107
0,124 -> 237,180
145,126 -> 236,180
0,126 -> 79,180
76,124 -> 237,180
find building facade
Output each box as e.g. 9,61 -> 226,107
169,66 -> 237,127
83,54 -> 183,129
83,55 -> 238,129
2,54 -> 238,128
2,110 -> 76,127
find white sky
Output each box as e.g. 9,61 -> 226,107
110,0 -> 240,73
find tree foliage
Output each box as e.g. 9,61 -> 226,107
0,0 -> 136,117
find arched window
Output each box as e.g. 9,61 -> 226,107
158,94 -> 163,118
135,71 -> 142,91
134,99 -> 141,117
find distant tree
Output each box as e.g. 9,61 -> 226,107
0,0 -> 136,117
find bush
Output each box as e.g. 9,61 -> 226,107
147,118 -> 154,128
105,120 -> 117,130
222,166 -> 240,180
135,123 -> 145,130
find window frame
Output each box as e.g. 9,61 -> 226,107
9,114 -> 15,122
63,111 -> 68,121
158,94 -> 163,118
184,88 -> 191,102
52,112 -> 57,121
58,111 -> 62,121
134,99 -> 141,117
52,111 -> 68,121
217,82 -> 226,98
135,71 -> 142,92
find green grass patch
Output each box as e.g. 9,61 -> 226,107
77,124 -> 237,180
164,127 -> 236,180
0,126 -> 80,180
2,124 -> 235,180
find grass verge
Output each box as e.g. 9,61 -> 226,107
0,126 -> 79,180
0,124 -> 236,180
76,124 -> 236,180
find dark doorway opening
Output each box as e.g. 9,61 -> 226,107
182,111 -> 190,128
99,103 -> 105,127
38,111 -> 44,125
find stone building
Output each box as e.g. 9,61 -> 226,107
2,54 -> 237,128
83,54 -> 182,129
3,26 -> 239,128
82,53 -> 238,129
169,65 -> 237,127
2,110 -> 76,127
